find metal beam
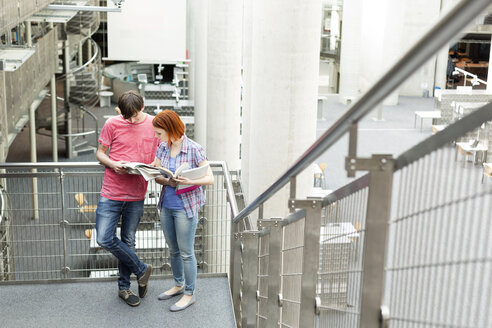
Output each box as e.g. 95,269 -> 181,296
45,5 -> 122,12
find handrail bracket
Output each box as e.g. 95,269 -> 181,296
345,154 -> 395,176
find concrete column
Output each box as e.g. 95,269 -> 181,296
206,0 -> 241,169
0,72 -> 8,163
78,40 -> 83,66
192,0 -> 208,147
241,0 -> 254,202
87,39 -> 92,62
243,0 -> 320,220
28,102 -> 39,220
50,74 -> 58,162
204,0 -> 242,274
339,0 -> 362,104
487,35 -> 492,93
380,0 -> 404,106
63,32 -> 73,158
341,0 -> 406,106
187,0 -> 195,100
26,21 -> 32,47
434,46 -> 449,93
359,0 -> 404,106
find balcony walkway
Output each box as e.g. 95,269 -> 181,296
0,276 -> 235,328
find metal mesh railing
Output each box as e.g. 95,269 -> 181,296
385,146 -> 492,327
256,233 -> 269,326
318,184 -> 368,327
280,218 -> 304,326
0,162 -> 234,283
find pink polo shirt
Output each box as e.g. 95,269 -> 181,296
98,113 -> 159,201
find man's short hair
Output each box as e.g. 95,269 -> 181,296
117,90 -> 144,119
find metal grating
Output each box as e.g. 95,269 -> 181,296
280,218 -> 304,327
256,233 -> 269,326
318,186 -> 368,328
386,146 -> 492,327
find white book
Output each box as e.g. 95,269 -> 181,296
122,162 -> 209,194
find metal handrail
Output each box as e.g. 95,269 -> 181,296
0,160 -> 225,170
0,160 -> 241,217
56,38 -> 100,81
219,161 -> 239,218
0,162 -> 101,169
0,159 -> 242,235
232,0 -> 492,224
58,131 -> 96,137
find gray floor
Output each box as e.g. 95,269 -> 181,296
316,95 -> 435,190
0,276 -> 235,328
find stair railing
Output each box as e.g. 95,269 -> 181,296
58,37 -> 102,157
229,0 -> 492,327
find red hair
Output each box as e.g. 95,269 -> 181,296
152,110 -> 185,146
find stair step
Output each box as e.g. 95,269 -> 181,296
74,141 -> 89,149
75,72 -> 94,79
74,146 -> 97,156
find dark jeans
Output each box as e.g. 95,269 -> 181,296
95,196 -> 146,290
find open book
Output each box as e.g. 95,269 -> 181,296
122,162 -> 209,194
121,162 -> 166,181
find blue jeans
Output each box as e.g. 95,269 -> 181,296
160,208 -> 198,295
95,196 -> 147,290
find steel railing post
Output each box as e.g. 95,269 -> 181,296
231,224 -> 242,325
289,199 -> 323,328
59,169 -> 70,277
240,231 -> 260,328
359,159 -> 394,327
259,218 -> 283,327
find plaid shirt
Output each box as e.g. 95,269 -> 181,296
156,135 -> 207,218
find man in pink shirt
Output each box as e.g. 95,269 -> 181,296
95,90 -> 159,307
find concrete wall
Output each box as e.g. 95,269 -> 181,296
0,0 -> 53,37
1,28 -> 57,160
399,0 -> 443,97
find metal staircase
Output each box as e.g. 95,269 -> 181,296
60,0 -> 101,157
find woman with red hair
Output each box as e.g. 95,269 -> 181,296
152,110 -> 214,312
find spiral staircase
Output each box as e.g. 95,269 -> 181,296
39,1 -> 103,158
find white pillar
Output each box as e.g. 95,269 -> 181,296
25,21 -> 32,47
28,102 -> 39,220
243,0 -> 321,220
50,74 -> 58,162
487,35 -> 492,93
64,34 -> 73,158
206,0 -> 242,169
241,0 -> 254,201
87,39 -> 92,62
380,0 -> 404,106
339,0 -> 362,104
0,72 -> 8,162
187,0 -> 195,100
192,0 -> 208,147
